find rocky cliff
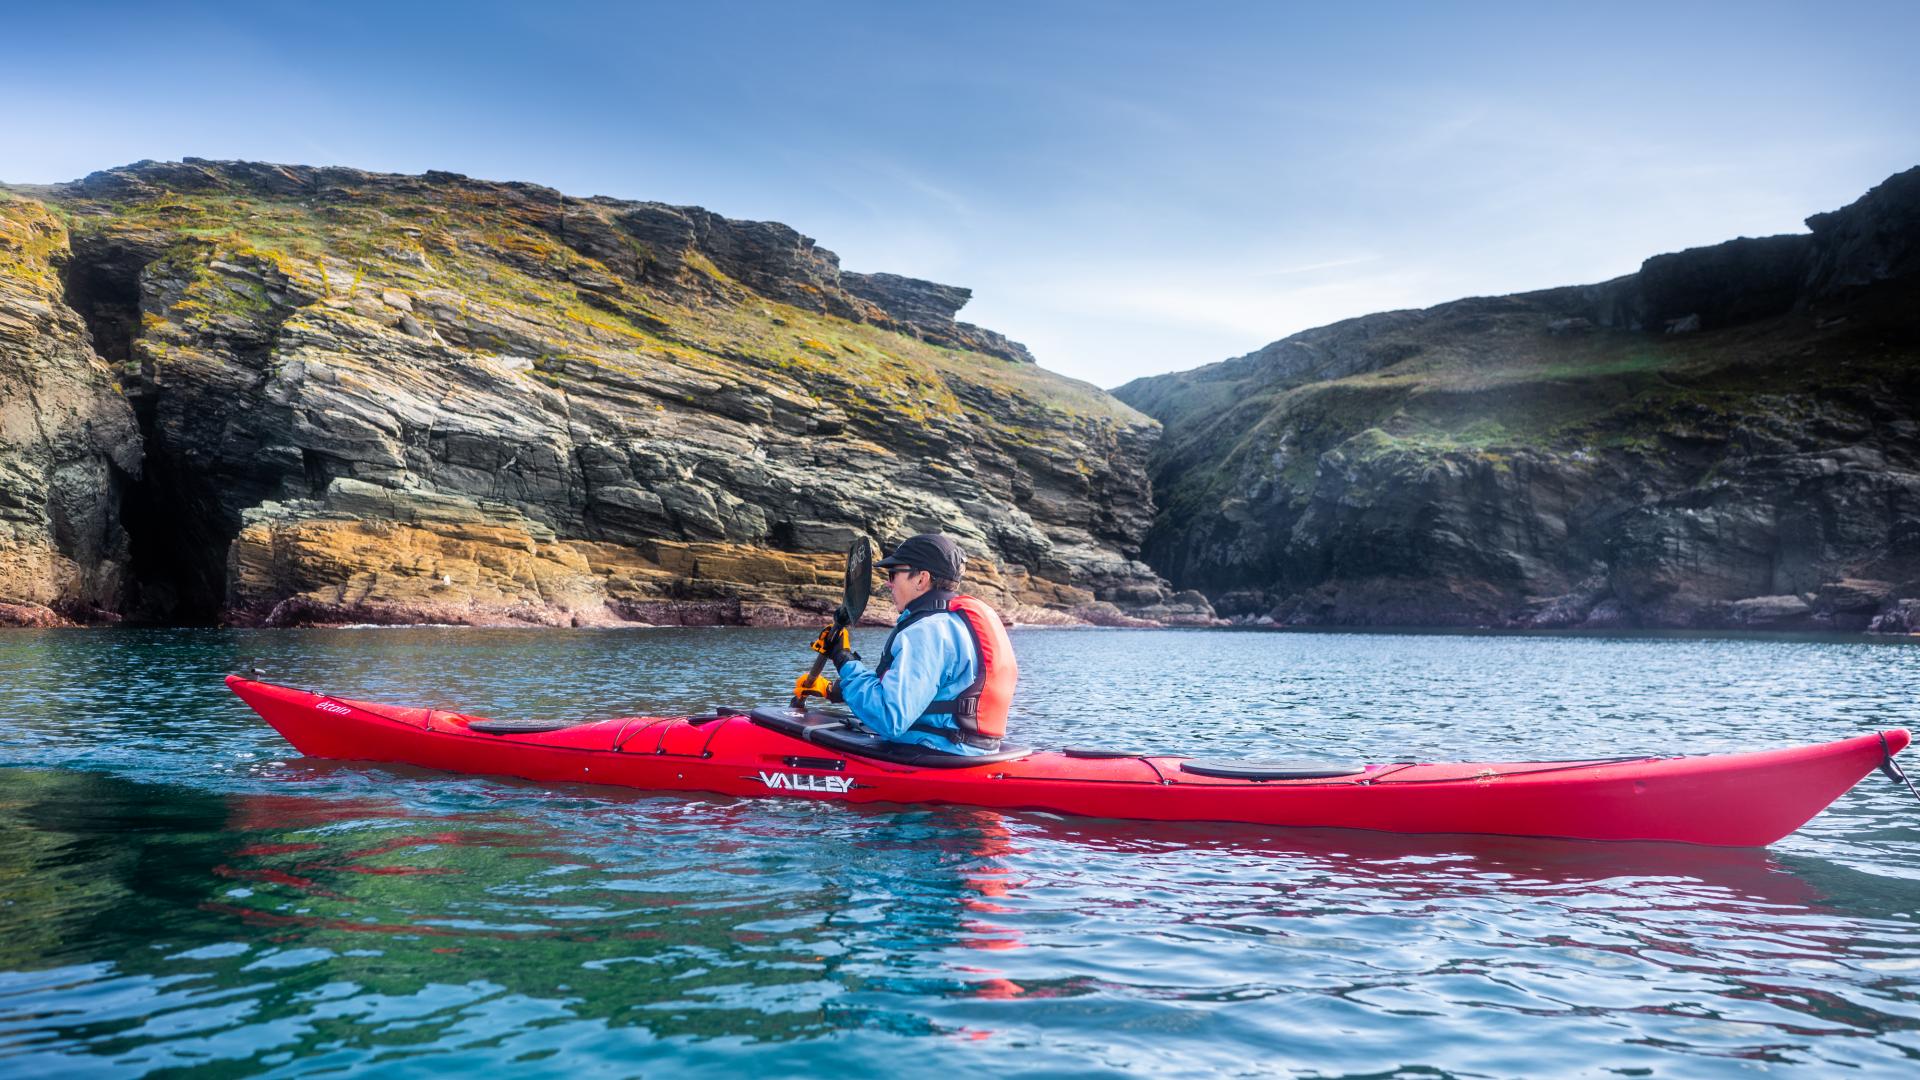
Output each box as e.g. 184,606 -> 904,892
1116,166 -> 1920,633
0,195 -> 141,625
0,159 -> 1212,628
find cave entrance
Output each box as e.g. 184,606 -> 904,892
61,234 -> 145,369
117,397 -> 233,625
63,234 -> 234,625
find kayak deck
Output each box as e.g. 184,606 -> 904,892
225,675 -> 1909,847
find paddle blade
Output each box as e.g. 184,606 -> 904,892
844,537 -> 873,624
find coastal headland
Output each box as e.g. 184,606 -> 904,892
0,160 -> 1211,628
2,160 -> 1915,632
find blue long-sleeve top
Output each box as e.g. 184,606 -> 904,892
834,595 -> 990,756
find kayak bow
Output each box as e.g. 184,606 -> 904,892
226,675 -> 1909,847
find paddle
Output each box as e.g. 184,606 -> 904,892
790,537 -> 874,708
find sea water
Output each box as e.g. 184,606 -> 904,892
1,626 -> 1916,1076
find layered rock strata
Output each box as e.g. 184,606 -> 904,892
0,159 -> 1213,627
1117,167 -> 1920,633
0,196 -> 141,625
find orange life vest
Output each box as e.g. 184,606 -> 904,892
872,591 -> 1017,746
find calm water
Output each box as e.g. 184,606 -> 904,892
1,627 -> 1917,1077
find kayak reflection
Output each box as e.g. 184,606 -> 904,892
218,770 -> 1844,1005
4,764 -> 1906,1073
212,781 -> 1056,1033
1013,812 -> 1828,910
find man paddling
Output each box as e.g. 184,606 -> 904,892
816,533 -> 1018,756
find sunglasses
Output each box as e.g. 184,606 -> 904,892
886,567 -> 924,580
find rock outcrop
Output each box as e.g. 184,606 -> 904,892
842,272 -> 1038,364
0,159 -> 1213,628
1116,166 -> 1920,633
0,196 -> 141,625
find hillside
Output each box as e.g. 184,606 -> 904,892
1116,167 -> 1920,632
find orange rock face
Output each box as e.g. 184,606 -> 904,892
224,506 -> 1139,629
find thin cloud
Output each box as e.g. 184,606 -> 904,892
3,2 -> 1913,390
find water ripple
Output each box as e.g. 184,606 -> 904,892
0,627 -> 1916,1075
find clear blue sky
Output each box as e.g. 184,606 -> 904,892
5,1 -> 1916,387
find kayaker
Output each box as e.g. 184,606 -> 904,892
818,533 -> 1018,756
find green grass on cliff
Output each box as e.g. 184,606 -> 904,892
1144,294 -> 1919,517
14,173 -> 1142,459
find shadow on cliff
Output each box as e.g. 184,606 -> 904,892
60,232 -> 236,623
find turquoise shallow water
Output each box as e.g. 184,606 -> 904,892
1,626 -> 1917,1077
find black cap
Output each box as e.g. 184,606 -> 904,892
875,533 -> 967,581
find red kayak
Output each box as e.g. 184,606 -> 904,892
226,675 -> 1910,847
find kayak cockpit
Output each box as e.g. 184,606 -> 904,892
746,706 -> 1034,768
